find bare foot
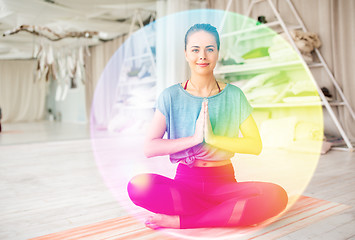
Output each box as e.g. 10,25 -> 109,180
145,214 -> 180,229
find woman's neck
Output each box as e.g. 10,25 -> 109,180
189,73 -> 216,91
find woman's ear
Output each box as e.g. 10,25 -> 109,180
184,50 -> 188,61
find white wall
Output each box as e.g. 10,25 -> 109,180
46,77 -> 87,123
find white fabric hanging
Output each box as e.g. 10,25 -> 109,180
47,45 -> 54,65
0,60 -> 46,122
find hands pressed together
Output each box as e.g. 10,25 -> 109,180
193,100 -> 214,145
192,101 -> 262,155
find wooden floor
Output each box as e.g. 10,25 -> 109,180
0,121 -> 354,240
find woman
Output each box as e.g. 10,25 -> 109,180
127,23 -> 288,229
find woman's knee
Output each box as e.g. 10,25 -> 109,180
269,183 -> 288,211
257,182 -> 288,210
127,174 -> 153,203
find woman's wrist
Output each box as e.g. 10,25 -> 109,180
191,134 -> 203,146
205,132 -> 216,146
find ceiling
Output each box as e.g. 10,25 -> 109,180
0,0 -> 157,59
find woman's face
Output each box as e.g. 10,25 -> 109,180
185,30 -> 219,75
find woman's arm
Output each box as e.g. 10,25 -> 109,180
205,109 -> 262,155
144,104 -> 204,158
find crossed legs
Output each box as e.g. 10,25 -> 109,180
127,170 -> 288,229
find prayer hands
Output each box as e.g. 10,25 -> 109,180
193,100 -> 214,145
193,101 -> 205,144
204,100 -> 214,144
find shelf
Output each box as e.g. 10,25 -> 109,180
326,101 -> 345,106
124,53 -> 151,62
239,0 -> 354,151
113,102 -> 155,110
308,63 -> 323,68
251,100 -> 345,109
214,60 -> 303,75
117,78 -> 156,87
252,101 -> 321,108
237,31 -> 275,42
273,24 -> 302,34
121,105 -> 155,110
227,25 -> 303,42
220,21 -> 280,38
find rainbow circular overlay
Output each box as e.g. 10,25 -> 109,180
90,9 -> 323,239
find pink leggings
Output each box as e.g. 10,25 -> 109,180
127,163 -> 288,229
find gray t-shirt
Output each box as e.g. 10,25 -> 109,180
156,83 -> 253,167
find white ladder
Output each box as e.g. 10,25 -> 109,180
225,0 -> 354,151
111,9 -> 157,118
